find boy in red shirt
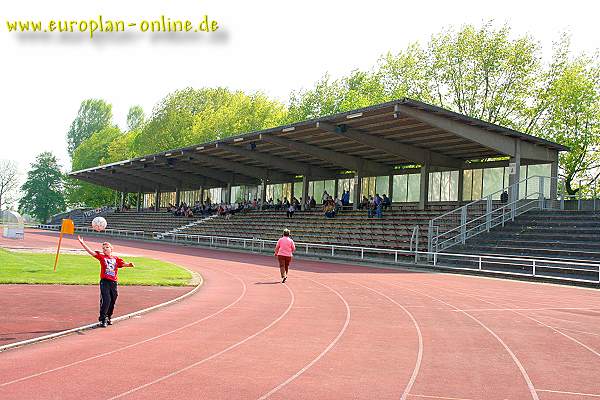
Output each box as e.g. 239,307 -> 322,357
78,236 -> 135,327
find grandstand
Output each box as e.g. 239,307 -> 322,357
60,98 -> 600,284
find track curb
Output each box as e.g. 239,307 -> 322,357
0,274 -> 203,353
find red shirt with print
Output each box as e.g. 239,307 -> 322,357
94,251 -> 125,281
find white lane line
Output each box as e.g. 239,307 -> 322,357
394,284 -> 539,400
256,279 -> 350,400
435,286 -> 600,359
409,394 -> 476,400
108,280 -> 295,400
0,267 -> 246,387
536,388 -> 600,397
545,326 -> 600,337
452,307 -> 600,312
352,282 -> 423,400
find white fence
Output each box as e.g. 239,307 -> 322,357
34,224 -> 600,285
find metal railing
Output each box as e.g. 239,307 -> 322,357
428,176 -> 563,253
31,224 -> 600,285
409,225 -> 420,262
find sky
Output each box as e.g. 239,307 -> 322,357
1,0 -> 599,190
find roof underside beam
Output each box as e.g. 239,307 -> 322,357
316,121 -> 464,169
107,166 -> 176,190
138,163 -> 225,188
76,173 -> 127,192
81,171 -> 154,192
155,158 -> 261,186
216,142 -> 337,179
395,104 -> 558,162
188,152 -> 294,182
259,134 -> 393,176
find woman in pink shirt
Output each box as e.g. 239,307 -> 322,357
274,228 -> 296,283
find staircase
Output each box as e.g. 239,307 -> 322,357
444,210 -> 600,282
452,210 -> 600,261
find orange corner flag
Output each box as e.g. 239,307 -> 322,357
54,219 -> 75,272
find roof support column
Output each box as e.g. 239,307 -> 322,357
225,183 -> 232,204
508,139 -> 522,205
334,179 -> 339,199
260,179 -> 267,210
175,188 -> 181,206
120,192 -> 126,210
457,167 -> 464,203
353,173 -> 362,210
419,164 -> 430,210
301,175 -> 309,211
388,174 -> 394,202
137,191 -> 142,212
550,161 -> 558,201
154,189 -> 160,212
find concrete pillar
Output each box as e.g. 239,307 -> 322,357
419,164 -> 430,210
260,179 -> 267,209
334,179 -> 339,199
388,174 -> 394,201
353,173 -> 362,210
508,140 -> 522,202
226,183 -> 232,204
200,187 -> 205,203
290,181 -> 295,201
175,188 -> 181,206
136,191 -> 142,212
154,189 -> 160,212
301,175 -> 309,211
457,167 -> 464,203
550,160 -> 558,200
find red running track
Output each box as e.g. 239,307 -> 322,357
1,229 -> 600,399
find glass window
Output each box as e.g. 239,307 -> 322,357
429,172 -> 441,202
472,169 -> 483,200
463,169 -> 473,201
361,177 -> 376,198
393,174 -> 408,202
407,173 -> 420,202
376,176 -> 389,197
527,164 -> 552,197
338,178 -> 355,203
483,167 -> 504,199
449,171 -> 459,201
440,171 -> 451,201
293,181 -> 303,200
519,166 -> 527,199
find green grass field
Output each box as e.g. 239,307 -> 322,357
0,248 -> 193,286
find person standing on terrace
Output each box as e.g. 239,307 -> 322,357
274,228 -> 296,283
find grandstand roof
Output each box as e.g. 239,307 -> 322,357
70,98 -> 568,193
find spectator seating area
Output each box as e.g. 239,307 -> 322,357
176,204 -> 459,250
93,210 -> 203,234
77,203 -> 461,251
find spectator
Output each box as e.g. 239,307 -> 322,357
382,194 -> 391,211
309,196 -> 316,209
286,204 -> 295,218
374,193 -> 383,218
324,202 -> 336,218
322,191 -> 329,205
501,190 -> 509,203
334,197 -> 343,212
359,196 -> 369,210
367,196 -> 375,218
342,190 -> 350,207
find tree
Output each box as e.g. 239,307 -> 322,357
127,105 -> 145,131
66,99 -> 113,156
67,126 -> 122,207
19,152 -> 65,223
132,88 -> 287,155
529,36 -> 600,195
286,71 -> 386,122
0,160 -> 19,210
